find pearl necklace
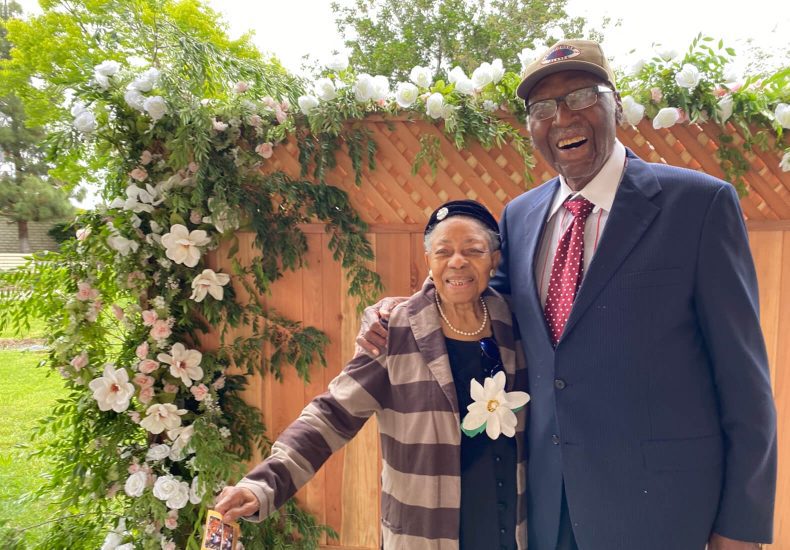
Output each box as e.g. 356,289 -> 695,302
435,295 -> 488,336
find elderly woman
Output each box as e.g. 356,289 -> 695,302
215,200 -> 529,550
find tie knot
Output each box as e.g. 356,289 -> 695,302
564,196 -> 594,220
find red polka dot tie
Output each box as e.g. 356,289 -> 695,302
544,196 -> 595,346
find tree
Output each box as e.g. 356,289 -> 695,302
0,0 -> 73,252
331,0 -> 601,81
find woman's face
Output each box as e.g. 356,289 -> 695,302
424,217 -> 501,306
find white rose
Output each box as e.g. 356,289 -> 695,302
153,476 -> 190,510
107,234 -> 139,256
297,94 -> 319,115
482,99 -> 498,112
124,88 -> 146,112
326,53 -> 349,72
426,93 -> 445,119
454,77 -> 475,96
124,470 -> 148,497
95,60 -> 120,77
657,47 -> 679,62
314,78 -> 337,101
70,101 -> 87,117
518,47 -> 537,72
394,82 -> 418,108
143,96 -> 168,121
409,65 -> 432,88
448,66 -> 467,85
675,63 -> 701,89
73,110 -> 98,133
471,62 -> 494,89
717,95 -> 734,123
354,73 -> 375,102
130,67 -> 160,92
780,152 -> 790,172
775,103 -> 790,129
189,476 -> 205,505
626,56 -> 647,77
621,96 -> 645,127
146,443 -> 171,462
94,72 -> 110,90
653,107 -> 682,129
372,75 -> 390,101
490,58 -> 505,84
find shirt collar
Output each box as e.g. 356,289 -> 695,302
547,140 -> 626,219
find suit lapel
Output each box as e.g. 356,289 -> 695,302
561,153 -> 662,341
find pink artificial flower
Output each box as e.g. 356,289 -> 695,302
262,96 -> 277,109
234,81 -> 249,93
70,351 -> 89,371
189,210 -> 203,224
107,483 -> 121,498
128,411 -> 141,423
190,384 -> 209,401
130,167 -> 148,182
138,386 -> 154,404
275,106 -> 287,124
142,310 -> 158,326
163,383 -> 178,394
249,114 -> 263,128
86,300 -> 103,323
133,373 -> 154,388
127,271 -> 145,287
76,281 -> 99,301
212,118 -> 229,132
212,376 -> 226,390
76,227 -> 91,241
136,341 -> 149,360
650,87 -> 663,103
128,462 -> 141,474
163,542 -> 176,550
165,516 -> 178,530
112,304 -> 125,321
150,319 -> 172,341
140,150 -> 153,165
188,161 -> 199,173
255,142 -> 273,159
138,359 -> 159,374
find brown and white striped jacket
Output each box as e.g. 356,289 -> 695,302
238,279 -> 529,549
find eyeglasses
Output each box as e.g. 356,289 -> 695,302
527,85 -> 613,120
480,337 -> 504,378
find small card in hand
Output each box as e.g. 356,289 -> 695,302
201,509 -> 241,550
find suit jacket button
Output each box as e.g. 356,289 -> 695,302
554,378 -> 566,390
552,434 -> 560,445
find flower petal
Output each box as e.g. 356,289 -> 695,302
485,411 -> 501,439
469,378 -> 485,402
462,406 -> 489,431
503,390 -> 530,409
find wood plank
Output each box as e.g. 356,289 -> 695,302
748,231 -> 784,389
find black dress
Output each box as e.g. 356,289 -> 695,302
445,337 -> 518,550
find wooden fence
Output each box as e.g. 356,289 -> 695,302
210,116 -> 790,548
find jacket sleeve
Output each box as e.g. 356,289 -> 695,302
694,184 -> 777,542
236,350 -> 389,521
491,202 -> 512,296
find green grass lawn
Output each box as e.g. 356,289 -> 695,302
0,350 -> 68,546
0,317 -> 47,339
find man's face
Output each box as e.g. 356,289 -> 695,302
527,70 -> 621,191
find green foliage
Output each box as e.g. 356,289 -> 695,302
331,0 -> 595,80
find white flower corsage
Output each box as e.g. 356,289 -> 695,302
461,371 -> 530,439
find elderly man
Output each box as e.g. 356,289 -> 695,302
361,39 -> 776,550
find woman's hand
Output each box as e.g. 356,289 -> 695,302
214,486 -> 260,524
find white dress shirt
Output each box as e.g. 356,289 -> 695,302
535,140 -> 627,307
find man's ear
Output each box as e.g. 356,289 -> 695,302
613,91 -> 624,125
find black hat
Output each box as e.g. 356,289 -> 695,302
424,200 -> 500,241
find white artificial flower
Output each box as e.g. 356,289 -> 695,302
160,224 -> 211,267
100,531 -> 123,550
518,47 -> 537,72
190,269 -> 231,302
426,93 -> 446,119
314,78 -> 337,101
394,82 -> 418,108
157,343 -> 203,387
140,403 -> 187,434
354,73 -> 376,102
124,470 -> 148,497
780,152 -> 790,172
490,58 -> 505,84
70,101 -> 88,117
326,53 -> 349,72
73,110 -> 98,133
626,56 -> 647,77
94,60 -> 121,77
153,475 -> 190,510
110,184 -> 162,213
482,99 -> 498,112
775,103 -> 790,129
455,78 -> 475,96
107,234 -> 139,256
124,88 -> 146,112
371,75 -> 390,101
168,424 -> 195,461
146,443 -> 171,462
471,62 -> 494,89
189,475 -> 204,505
143,96 -> 168,121
129,67 -> 161,92
461,371 -> 530,439
94,73 -> 110,90
621,96 -> 645,126
88,364 -> 135,413
717,95 -> 734,123
653,107 -> 682,129
297,94 -> 319,115
448,66 -> 467,85
656,46 -> 679,62
409,65 -> 432,88
675,63 -> 701,89
116,544 -> 134,550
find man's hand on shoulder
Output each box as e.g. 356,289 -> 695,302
708,533 -> 763,549
354,297 -> 406,357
